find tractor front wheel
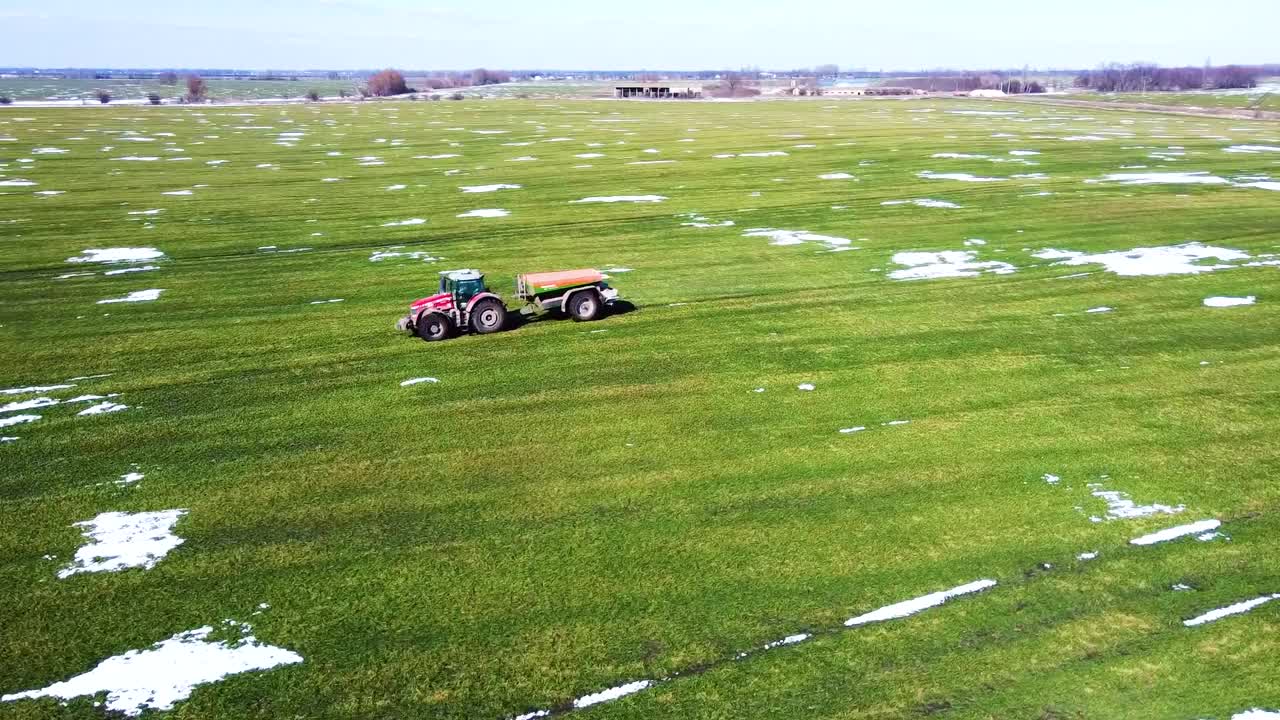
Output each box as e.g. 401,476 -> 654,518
567,290 -> 601,322
416,312 -> 452,342
469,298 -> 507,334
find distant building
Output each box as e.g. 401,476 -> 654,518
823,86 -> 924,97
614,84 -> 703,99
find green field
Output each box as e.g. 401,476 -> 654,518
2,98 -> 1279,719
1064,83 -> 1280,113
0,77 -> 358,103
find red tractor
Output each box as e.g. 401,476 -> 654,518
397,268 -> 619,341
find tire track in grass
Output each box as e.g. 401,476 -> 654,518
500,511 -> 1265,719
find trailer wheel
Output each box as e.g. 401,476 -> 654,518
469,297 -> 507,334
416,312 -> 452,342
567,290 -> 600,321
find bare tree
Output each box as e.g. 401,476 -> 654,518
366,69 -> 409,97
95,89 -> 112,104
157,71 -> 178,85
185,75 -> 208,102
147,93 -> 162,105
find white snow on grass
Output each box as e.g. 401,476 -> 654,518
1223,145 -> 1280,153
572,680 -> 652,709
0,621 -> 302,717
742,228 -> 855,252
1087,171 -> 1230,185
1,384 -> 73,395
0,396 -> 58,413
845,579 -> 997,626
385,184 -> 406,191
400,377 -> 439,387
1183,594 -> 1280,627
0,414 -> 40,428
1032,243 -> 1250,276
1043,473 -> 1061,484
1077,551 -> 1099,560
1086,484 -> 1183,522
117,470 -> 144,487
103,265 -> 159,276
1130,519 -> 1221,546
1203,296 -> 1256,307
460,184 -> 521,193
571,195 -> 666,203
382,218 -> 426,227
57,510 -> 186,578
797,383 -> 815,391
762,633 -> 811,650
889,251 -> 1016,280
97,289 -> 163,304
0,178 -> 38,187
414,154 -> 460,159
78,402 -> 128,416
881,199 -> 963,209
67,248 -> 165,264
818,172 -> 854,180
457,209 -> 510,218
576,153 -> 605,159
369,250 -> 440,262
309,299 -> 344,305
1228,710 -> 1280,719
161,190 -> 192,196
918,171 -> 1005,182
1086,306 -> 1113,314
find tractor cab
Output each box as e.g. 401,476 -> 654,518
438,269 -> 487,304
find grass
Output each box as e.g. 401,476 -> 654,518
1,97 -> 1279,720
0,77 -> 358,102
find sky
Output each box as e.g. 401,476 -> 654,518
2,0 -> 1278,71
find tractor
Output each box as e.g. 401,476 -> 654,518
396,268 -> 619,341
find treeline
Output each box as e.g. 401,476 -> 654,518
1075,63 -> 1259,92
414,68 -> 511,89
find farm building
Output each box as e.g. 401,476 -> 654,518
823,86 -> 926,97
614,83 -> 703,99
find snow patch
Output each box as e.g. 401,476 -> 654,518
1183,594 -> 1280,627
1130,519 -> 1221,546
1203,296 -> 1255,307
1032,243 -> 1249,277
57,510 -> 186,578
97,289 -> 163,304
0,621 -> 302,717
889,251 -> 1016,280
67,248 -> 165,264
571,195 -> 666,203
845,579 -> 997,626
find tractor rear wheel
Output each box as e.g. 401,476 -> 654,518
469,298 -> 507,334
416,312 -> 452,342
567,290 -> 600,321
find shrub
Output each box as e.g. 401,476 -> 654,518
147,93 -> 162,105
95,89 -> 112,104
366,69 -> 409,97
0,96 -> 11,105
338,89 -> 349,98
449,91 -> 464,101
306,90 -> 321,102
185,75 -> 208,102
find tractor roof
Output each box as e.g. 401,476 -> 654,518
439,269 -> 483,281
